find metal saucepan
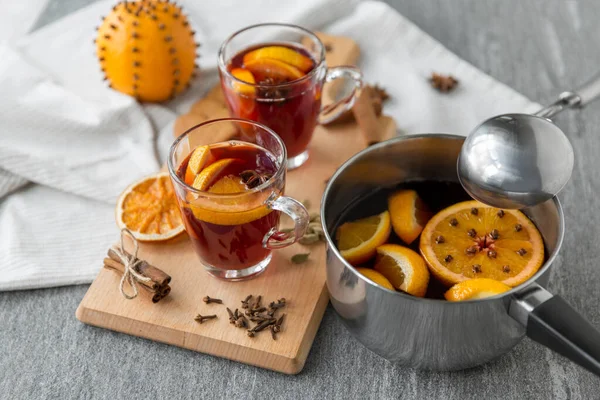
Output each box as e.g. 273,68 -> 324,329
321,134 -> 600,374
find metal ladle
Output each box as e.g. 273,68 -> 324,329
458,75 -> 600,209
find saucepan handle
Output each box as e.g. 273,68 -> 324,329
509,283 -> 600,376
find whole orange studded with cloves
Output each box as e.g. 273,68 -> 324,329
95,0 -> 199,102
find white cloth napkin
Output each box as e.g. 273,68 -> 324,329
0,0 -> 539,291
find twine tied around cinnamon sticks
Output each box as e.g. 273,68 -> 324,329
111,229 -> 151,299
103,229 -> 172,303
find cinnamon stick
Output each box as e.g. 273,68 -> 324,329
321,86 -> 385,126
107,249 -> 171,287
352,87 -> 385,146
103,258 -> 160,291
104,260 -> 171,303
140,282 -> 171,303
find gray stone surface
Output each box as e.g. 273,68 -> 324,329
2,0 -> 600,399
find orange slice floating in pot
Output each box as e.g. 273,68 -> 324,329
374,244 -> 430,297
335,211 -> 391,265
388,189 -> 432,245
444,278 -> 511,301
243,46 -> 314,72
419,200 -> 544,287
116,172 -> 184,241
244,58 -> 305,82
356,267 -> 395,291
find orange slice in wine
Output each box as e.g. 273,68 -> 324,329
192,158 -> 238,191
243,46 -> 314,72
184,145 -> 212,186
208,175 -> 247,194
244,58 -> 305,82
189,173 -> 272,226
230,67 -> 256,95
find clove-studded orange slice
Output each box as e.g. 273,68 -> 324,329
116,172 -> 185,241
419,200 -> 544,287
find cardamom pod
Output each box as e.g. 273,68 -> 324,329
291,253 -> 310,264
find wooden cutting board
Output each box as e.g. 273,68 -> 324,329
76,33 -> 396,374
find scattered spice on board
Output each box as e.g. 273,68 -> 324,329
196,295 -> 288,340
291,253 -> 311,264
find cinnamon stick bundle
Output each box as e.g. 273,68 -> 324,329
103,250 -> 172,303
108,249 -> 171,287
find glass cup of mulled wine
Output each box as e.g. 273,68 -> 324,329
168,118 -> 309,280
218,23 -> 363,169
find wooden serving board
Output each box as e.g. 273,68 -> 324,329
77,33 -> 396,374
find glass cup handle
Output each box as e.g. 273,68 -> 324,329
263,195 -> 309,250
318,66 -> 363,125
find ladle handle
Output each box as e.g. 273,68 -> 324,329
536,73 -> 600,118
571,72 -> 600,107
509,283 -> 600,376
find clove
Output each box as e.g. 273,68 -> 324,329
203,295 -> 223,304
241,294 -> 252,309
226,307 -> 235,324
194,314 -> 217,324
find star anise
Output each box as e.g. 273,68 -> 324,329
240,170 -> 272,189
430,73 -> 458,92
257,77 -> 290,100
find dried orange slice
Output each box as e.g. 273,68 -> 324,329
231,67 -> 256,95
336,211 -> 391,265
419,200 -> 544,287
356,267 -> 395,291
184,145 -> 212,185
445,278 -> 511,301
116,172 -> 184,241
243,46 -> 314,72
192,158 -> 238,191
388,189 -> 432,245
374,244 -> 430,297
244,58 -> 305,82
